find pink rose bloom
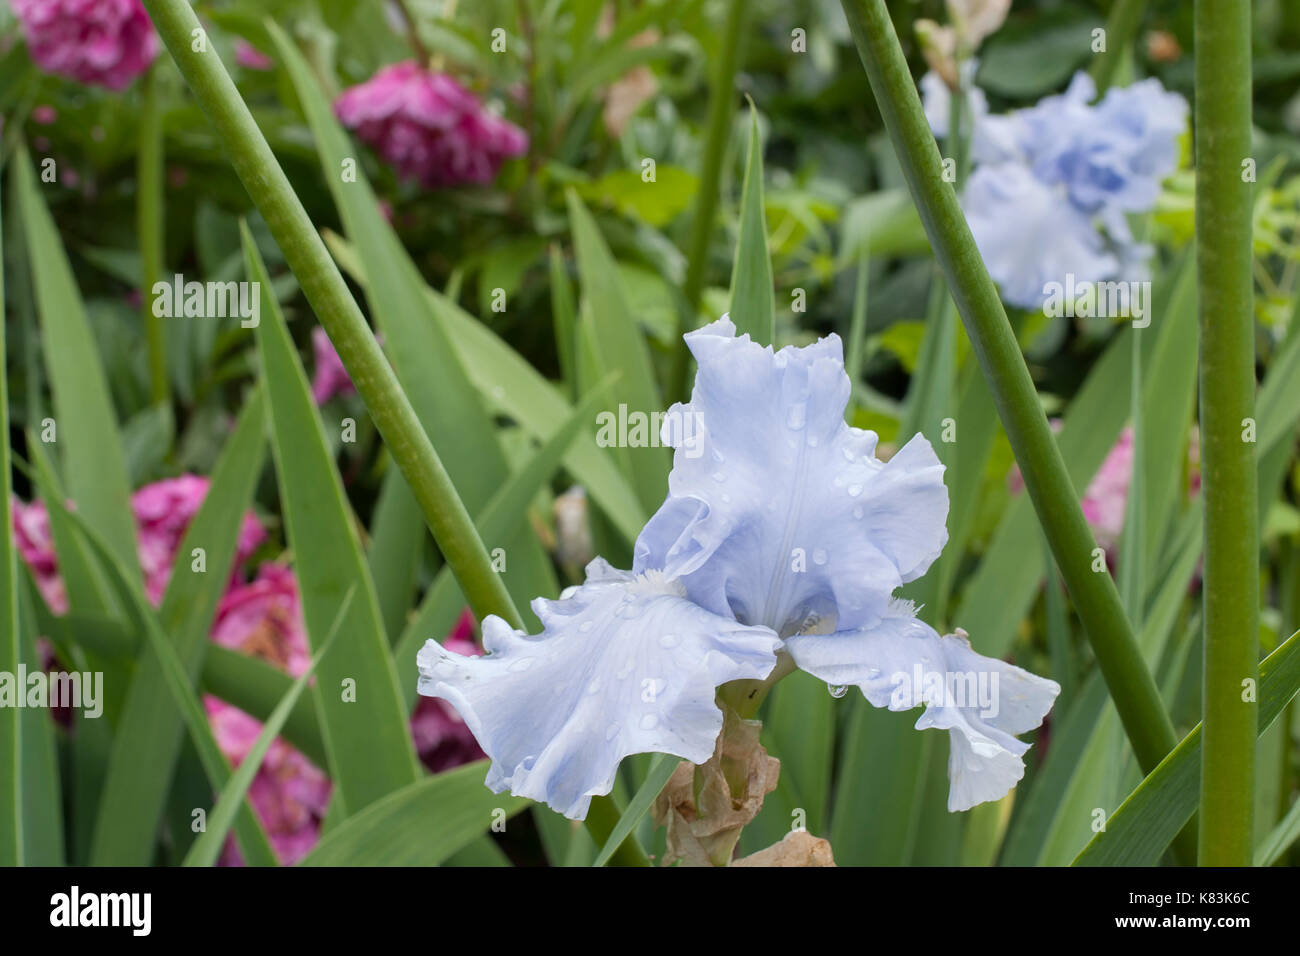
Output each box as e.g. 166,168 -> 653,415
334,61 -> 528,188
310,326 -> 356,405
205,564 -> 331,866
10,0 -> 158,92
411,609 -> 486,772
234,39 -> 273,71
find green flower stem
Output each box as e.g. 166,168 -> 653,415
583,792 -> 651,867
138,64 -> 169,406
1088,0 -> 1146,94
139,0 -> 522,633
1194,0 -> 1258,866
673,0 -> 746,402
838,0 -> 1179,777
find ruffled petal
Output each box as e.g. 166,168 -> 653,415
633,317 -> 948,637
784,601 -> 1059,811
416,558 -> 781,819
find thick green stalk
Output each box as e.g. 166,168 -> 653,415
138,64 -> 169,406
139,0 -> 520,631
673,0 -> 745,401
838,0 -> 1179,776
1088,0 -> 1146,94
1194,0 -> 1258,866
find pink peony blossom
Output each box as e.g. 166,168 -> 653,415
205,563 -> 330,866
410,609 -> 486,772
310,327 -> 357,405
11,474 -> 265,612
10,0 -> 158,92
334,61 -> 528,188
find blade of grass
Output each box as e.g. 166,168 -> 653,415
63,507 -> 278,867
728,105 -> 774,345
90,387 -> 268,865
592,753 -> 678,867
298,761 -> 528,866
1075,628 -> 1300,866
139,63 -> 169,406
246,226 -> 420,815
0,181 -> 20,865
11,144 -> 139,583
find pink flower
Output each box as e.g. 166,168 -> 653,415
410,609 -> 486,772
233,39 -> 273,71
11,475 -> 265,611
206,564 -> 331,866
310,326 -> 356,405
32,104 -> 57,124
133,475 -> 266,603
1080,426 -> 1134,552
334,61 -> 528,188
10,0 -> 158,92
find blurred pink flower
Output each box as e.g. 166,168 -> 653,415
11,474 -> 265,612
334,61 -> 527,188
310,326 -> 356,404
410,609 -> 486,772
234,39 -> 273,71
10,0 -> 158,92
1080,426 -> 1134,552
205,563 -> 330,866
32,104 -> 57,124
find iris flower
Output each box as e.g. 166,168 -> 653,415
923,68 -> 1187,309
418,318 -> 1059,819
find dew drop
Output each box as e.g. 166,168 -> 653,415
828,684 -> 848,699
521,754 -> 538,770
579,620 -> 595,633
508,657 -> 535,672
721,492 -> 731,503
847,484 -> 863,497
639,714 -> 659,730
616,659 -> 635,680
711,471 -> 727,483
806,434 -> 819,448
842,447 -> 856,462
812,548 -> 828,566
605,722 -> 620,741
786,403 -> 807,430
587,677 -> 603,695
712,448 -> 726,464
866,668 -> 881,679
659,633 -> 680,648
853,505 -> 864,519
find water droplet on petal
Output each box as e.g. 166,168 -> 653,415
579,620 -> 595,633
787,403 -> 807,430
828,684 -> 848,699
521,754 -> 538,770
659,633 -> 680,648
842,447 -> 855,462
847,484 -> 863,497
639,714 -> 659,730
866,668 -> 881,679
812,548 -> 828,566
616,659 -> 634,680
605,723 -> 620,741
508,657 -> 535,672
806,434 -> 819,448
853,505 -> 864,519
711,471 -> 727,483
587,677 -> 603,695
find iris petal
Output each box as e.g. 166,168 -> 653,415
633,317 -> 949,636
416,558 -> 781,819
784,601 -> 1060,811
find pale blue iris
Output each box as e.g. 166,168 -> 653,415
924,68 -> 1187,309
418,318 -> 1059,819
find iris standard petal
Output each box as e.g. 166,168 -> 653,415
633,317 -> 948,637
784,600 -> 1060,811
416,558 -> 781,819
